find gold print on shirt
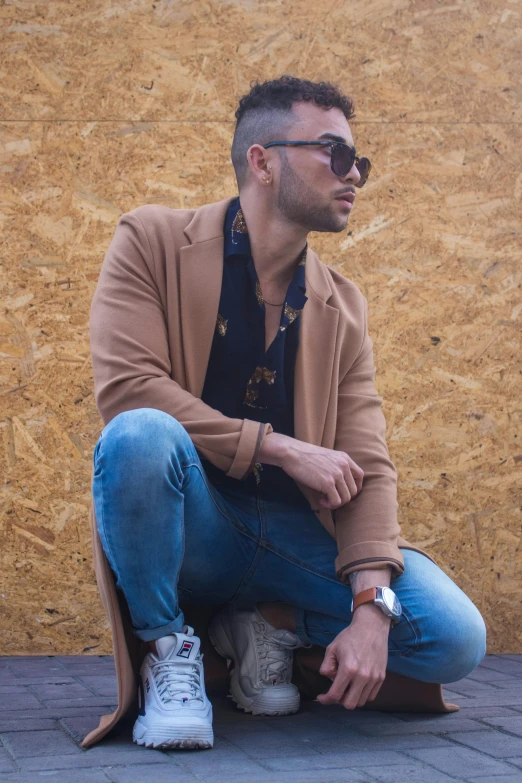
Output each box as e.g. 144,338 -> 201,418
252,462 -> 263,485
244,366 -> 276,408
231,208 -> 248,234
216,313 -> 228,337
284,304 -> 302,325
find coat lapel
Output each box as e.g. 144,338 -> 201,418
179,197 -> 339,446
179,237 -> 224,397
293,246 -> 339,447
179,197 -> 234,397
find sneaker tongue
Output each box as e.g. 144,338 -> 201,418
155,626 -> 201,661
268,628 -> 301,648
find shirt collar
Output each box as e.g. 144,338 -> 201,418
224,195 -> 307,298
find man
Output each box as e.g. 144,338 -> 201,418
89,75 -> 486,750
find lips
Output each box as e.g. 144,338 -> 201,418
335,197 -> 354,210
335,193 -> 355,205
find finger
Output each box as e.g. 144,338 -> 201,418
334,474 -> 351,507
356,679 -> 378,708
340,676 -> 367,710
319,494 -> 334,508
348,459 -> 364,494
367,677 -> 385,703
327,462 -> 354,506
340,457 -> 358,500
319,648 -> 337,681
317,665 -> 353,705
334,456 -> 353,506
355,468 -> 364,494
343,468 -> 357,500
354,467 -> 364,494
324,478 -> 342,508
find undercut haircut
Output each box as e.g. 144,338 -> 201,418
231,74 -> 356,190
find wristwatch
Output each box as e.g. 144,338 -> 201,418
351,586 -> 402,625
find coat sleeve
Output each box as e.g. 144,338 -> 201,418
333,295 -> 404,580
88,212 -> 272,481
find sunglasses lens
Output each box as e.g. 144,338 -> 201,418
355,157 -> 371,187
331,144 -> 355,177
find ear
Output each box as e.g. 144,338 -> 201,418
247,144 -> 273,186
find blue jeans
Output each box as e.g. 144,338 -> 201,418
92,408 -> 486,684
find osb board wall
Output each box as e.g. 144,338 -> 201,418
0,0 -> 520,655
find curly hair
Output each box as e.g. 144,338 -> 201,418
231,75 -> 356,190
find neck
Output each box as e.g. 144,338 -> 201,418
238,190 -> 308,287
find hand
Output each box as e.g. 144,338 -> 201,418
278,439 -> 364,510
317,607 -> 390,709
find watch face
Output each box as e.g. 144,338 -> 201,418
382,587 -> 402,617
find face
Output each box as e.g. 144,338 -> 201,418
269,102 -> 361,233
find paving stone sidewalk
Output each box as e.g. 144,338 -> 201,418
1,654 -> 522,782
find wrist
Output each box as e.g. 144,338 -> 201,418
351,603 -> 392,628
350,583 -> 401,629
257,431 -> 292,468
348,568 -> 392,594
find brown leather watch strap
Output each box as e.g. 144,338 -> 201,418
352,586 -> 378,613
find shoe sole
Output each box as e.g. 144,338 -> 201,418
226,692 -> 300,717
133,721 -> 213,750
208,616 -> 300,717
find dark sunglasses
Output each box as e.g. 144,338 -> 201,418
262,140 -> 371,187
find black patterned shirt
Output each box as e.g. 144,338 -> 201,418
199,195 -> 309,503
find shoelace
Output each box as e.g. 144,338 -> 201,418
253,621 -> 295,685
152,658 -> 204,704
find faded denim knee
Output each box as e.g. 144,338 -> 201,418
97,407 -> 196,488
431,601 -> 487,683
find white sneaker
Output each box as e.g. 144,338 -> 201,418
208,605 -> 302,716
133,625 -> 213,749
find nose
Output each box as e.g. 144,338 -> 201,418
341,162 -> 361,186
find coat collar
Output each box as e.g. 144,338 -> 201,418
183,196 -> 333,303
179,195 -> 339,448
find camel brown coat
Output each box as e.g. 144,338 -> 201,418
83,196 -> 458,747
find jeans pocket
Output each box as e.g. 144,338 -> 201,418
92,437 -> 103,477
387,606 -> 421,657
